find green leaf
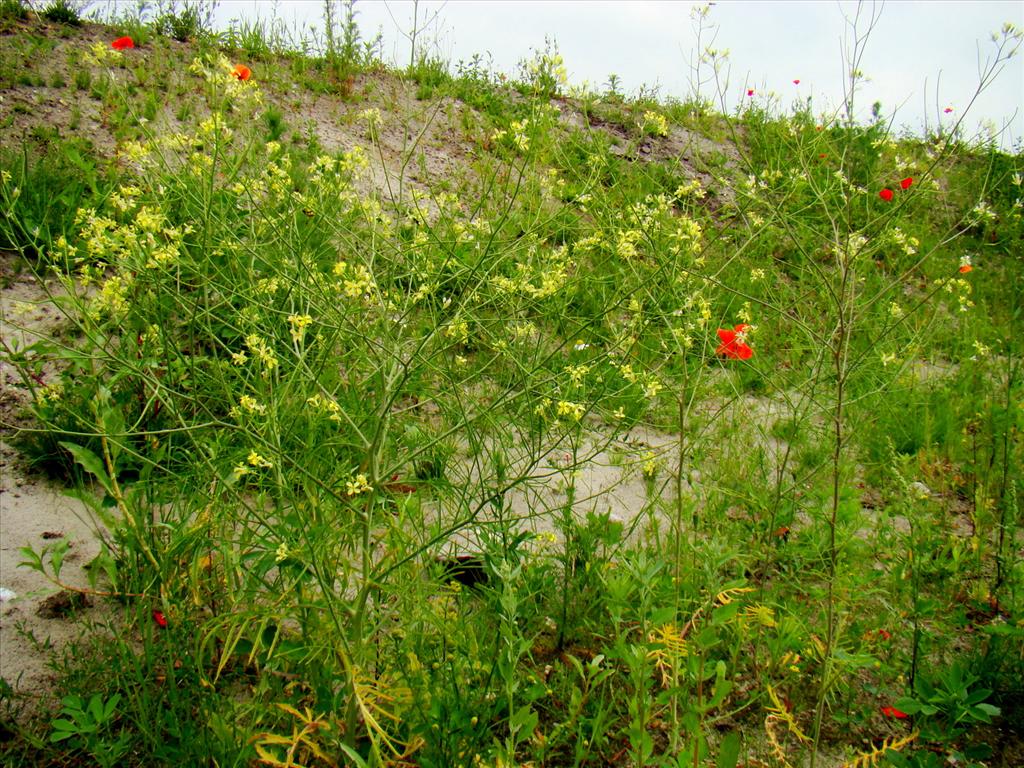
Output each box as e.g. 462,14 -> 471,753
509,704 -> 537,735
88,694 -> 103,723
883,751 -> 910,768
99,406 -> 125,464
894,697 -> 921,715
972,702 -> 1000,721
711,601 -> 740,625
17,546 -> 44,573
336,743 -> 369,767
913,676 -> 936,699
704,660 -> 733,711
965,687 -> 993,705
103,693 -> 121,719
716,730 -> 741,768
51,719 -> 78,732
49,539 -> 71,582
59,442 -> 113,495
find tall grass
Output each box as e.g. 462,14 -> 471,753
0,5 -> 1021,766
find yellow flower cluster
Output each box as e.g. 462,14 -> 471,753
616,229 -> 642,261
307,393 -> 343,422
641,110 -> 669,137
674,179 -> 706,200
288,314 -> 313,343
189,54 -> 262,108
565,364 -> 590,387
239,395 -> 267,414
84,41 -> 122,66
76,209 -> 123,263
35,382 -> 65,406
617,362 -> 662,400
109,185 -> 142,213
245,334 -> 279,376
346,473 -> 373,496
334,260 -> 377,300
445,317 -> 470,345
641,450 -> 659,479
198,114 -> 234,144
885,227 -> 919,256
510,119 -> 531,152
91,274 -> 133,319
555,400 -> 585,421
526,51 -> 568,87
247,451 -> 273,468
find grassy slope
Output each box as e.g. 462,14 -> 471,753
0,9 -> 1022,768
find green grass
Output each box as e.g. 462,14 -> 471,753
0,9 -> 1022,768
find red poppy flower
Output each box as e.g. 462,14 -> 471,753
944,107 -> 953,114
716,324 -> 753,360
111,36 -> 134,50
747,88 -> 754,96
879,188 -> 894,202
231,64 -> 251,81
877,629 -> 892,641
881,706 -> 908,719
900,177 -> 913,190
793,79 -> 800,84
959,264 -> 973,274
152,609 -> 168,628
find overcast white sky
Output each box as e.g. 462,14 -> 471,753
206,1 -> 1024,148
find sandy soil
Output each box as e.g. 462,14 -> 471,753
0,253 -> 104,703
0,466 -> 100,699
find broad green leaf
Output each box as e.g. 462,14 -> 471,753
509,704 -> 537,735
894,697 -> 921,714
18,546 -> 44,573
49,539 -> 70,582
59,442 -> 113,495
972,702 -> 1000,721
716,731 -> 741,768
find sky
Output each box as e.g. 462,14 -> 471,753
200,1 -> 1024,149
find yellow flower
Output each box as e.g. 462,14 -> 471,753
556,400 -> 584,422
641,110 -> 669,137
275,542 -> 290,562
247,451 -> 273,469
346,473 -> 373,496
288,314 -> 313,342
239,395 -> 266,414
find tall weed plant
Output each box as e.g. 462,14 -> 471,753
0,3 -> 1021,766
